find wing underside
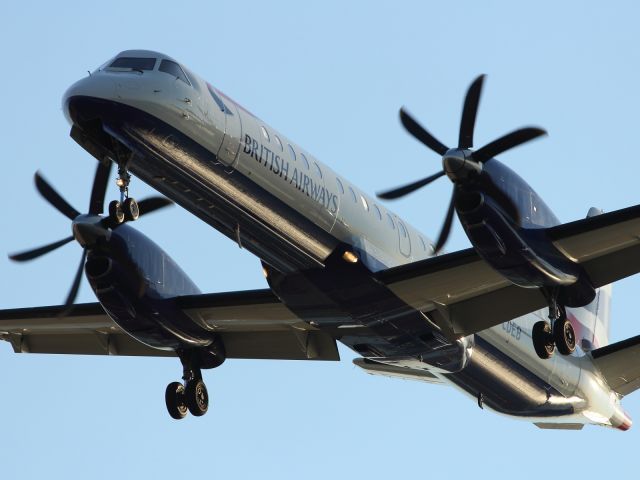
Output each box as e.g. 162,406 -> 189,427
378,204 -> 640,338
0,290 -> 339,361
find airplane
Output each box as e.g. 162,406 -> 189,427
2,49 -> 640,429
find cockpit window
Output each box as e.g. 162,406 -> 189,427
159,59 -> 190,85
109,57 -> 156,71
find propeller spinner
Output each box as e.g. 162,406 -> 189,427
9,162 -> 173,311
377,75 -> 546,253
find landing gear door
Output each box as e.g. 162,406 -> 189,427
207,85 -> 241,169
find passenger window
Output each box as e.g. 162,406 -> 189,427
274,135 -> 284,151
261,126 -> 270,142
300,153 -> 310,169
159,59 -> 190,85
387,213 -> 396,229
374,204 -> 382,220
336,178 -> 345,194
349,186 -> 357,203
109,57 -> 157,71
288,144 -> 297,162
360,195 -> 369,211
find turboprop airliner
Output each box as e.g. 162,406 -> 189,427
3,50 -> 640,429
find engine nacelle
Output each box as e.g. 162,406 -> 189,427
84,225 -> 226,367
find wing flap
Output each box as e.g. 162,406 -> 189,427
222,330 -> 338,360
4,331 -> 175,357
0,303 -> 176,357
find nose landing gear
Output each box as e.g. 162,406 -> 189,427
165,350 -> 210,420
108,164 -> 139,225
532,293 -> 576,360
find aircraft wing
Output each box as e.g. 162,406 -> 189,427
0,289 -> 339,361
378,204 -> 640,338
546,204 -> 640,288
378,249 -> 546,338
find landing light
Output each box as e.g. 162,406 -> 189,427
342,251 -> 359,263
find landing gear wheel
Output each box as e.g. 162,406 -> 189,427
123,197 -> 139,221
532,321 -> 555,359
553,316 -> 576,355
165,381 -> 188,420
108,200 -> 125,225
185,379 -> 209,416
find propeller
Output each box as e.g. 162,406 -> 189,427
9,162 -> 173,310
378,75 -> 547,253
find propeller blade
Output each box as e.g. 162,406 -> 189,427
63,250 -> 87,309
434,189 -> 456,254
137,196 -> 174,216
8,235 -> 75,262
377,171 -> 446,200
399,108 -> 448,156
458,75 -> 485,149
88,161 -> 113,215
35,172 -> 80,220
473,127 -> 547,163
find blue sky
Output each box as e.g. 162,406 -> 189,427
2,1 -> 640,478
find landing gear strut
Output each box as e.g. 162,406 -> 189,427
165,350 -> 210,420
108,163 -> 139,225
532,291 -> 576,360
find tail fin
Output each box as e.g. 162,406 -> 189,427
572,283 -> 611,350
593,284 -> 612,348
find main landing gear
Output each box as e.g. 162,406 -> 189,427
532,293 -> 576,360
108,164 -> 139,225
165,350 -> 210,420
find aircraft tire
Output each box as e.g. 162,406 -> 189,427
532,321 -> 554,359
553,317 -> 576,356
185,379 -> 209,417
108,200 -> 125,225
123,197 -> 139,222
165,382 -> 188,420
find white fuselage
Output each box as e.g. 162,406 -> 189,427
62,50 -> 629,430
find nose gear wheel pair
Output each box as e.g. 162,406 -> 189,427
108,164 -> 139,225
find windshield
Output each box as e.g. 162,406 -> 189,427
109,57 -> 157,71
158,59 -> 191,85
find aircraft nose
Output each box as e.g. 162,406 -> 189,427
62,74 -> 116,125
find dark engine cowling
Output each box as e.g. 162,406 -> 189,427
85,252 -> 225,367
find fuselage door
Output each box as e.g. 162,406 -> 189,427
207,85 -> 241,169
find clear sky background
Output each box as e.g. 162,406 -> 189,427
2,1 -> 640,478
